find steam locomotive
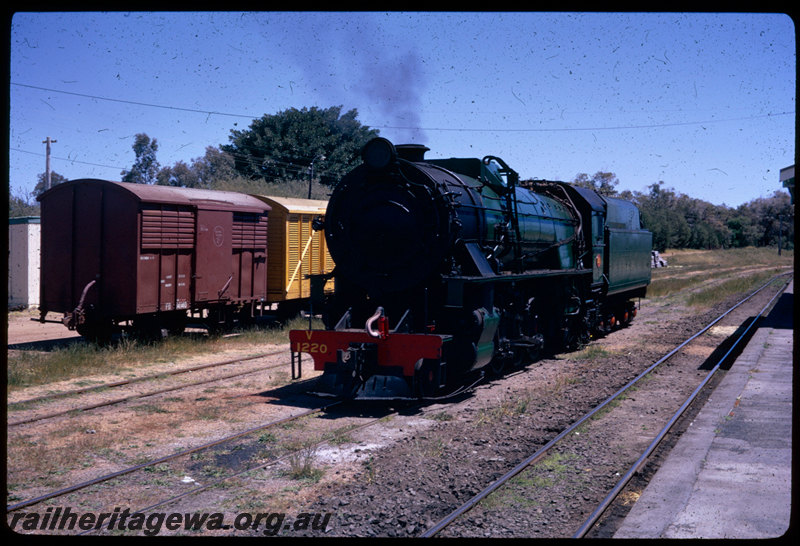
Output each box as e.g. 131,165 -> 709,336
290,137 -> 652,398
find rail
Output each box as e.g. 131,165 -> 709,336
572,275 -> 790,537
421,273 -> 791,538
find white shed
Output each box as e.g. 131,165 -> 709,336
8,216 -> 41,309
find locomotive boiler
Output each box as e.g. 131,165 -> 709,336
290,138 -> 652,398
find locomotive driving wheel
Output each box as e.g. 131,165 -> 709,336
561,316 -> 590,352
489,355 -> 506,375
520,335 -> 544,364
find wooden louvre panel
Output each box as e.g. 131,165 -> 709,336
232,212 -> 268,249
286,214 -> 313,299
310,225 -> 321,275
141,206 -> 196,249
287,214 -> 301,284
302,215 -> 313,279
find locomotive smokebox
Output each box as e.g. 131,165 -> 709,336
325,138 -> 455,296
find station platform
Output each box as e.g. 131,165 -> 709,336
614,280 -> 794,539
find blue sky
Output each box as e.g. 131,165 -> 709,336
8,11 -> 796,207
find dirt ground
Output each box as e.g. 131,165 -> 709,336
5,272 -> 791,538
6,309 -> 82,346
289,284 -> 785,538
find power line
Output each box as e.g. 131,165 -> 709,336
11,147 -> 126,171
12,82 -> 795,133
12,82 -> 255,119
380,111 -> 795,133
10,147 -> 336,180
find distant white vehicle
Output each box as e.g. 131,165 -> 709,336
651,250 -> 668,268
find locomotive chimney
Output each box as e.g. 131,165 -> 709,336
395,144 -> 430,162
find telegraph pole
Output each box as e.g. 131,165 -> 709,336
308,154 -> 325,199
42,136 -> 57,190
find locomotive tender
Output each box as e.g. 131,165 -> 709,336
290,138 -> 652,398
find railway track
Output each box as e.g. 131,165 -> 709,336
6,273 -> 791,537
421,273 -> 791,538
8,345 -> 486,429
7,398 -> 342,513
8,349 -> 285,407
7,351 -> 289,427
572,275 -> 790,538
8,395 -> 467,538
7,374 -> 479,526
74,403 -> 419,536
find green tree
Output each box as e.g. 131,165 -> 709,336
221,106 -> 379,185
33,171 -> 68,197
679,195 -> 730,249
121,133 -> 160,184
727,214 -> 760,247
631,182 -> 792,251
192,146 -> 237,186
157,146 -> 236,188
637,182 -> 692,251
8,192 -> 39,217
743,191 -> 794,248
157,160 -> 197,188
571,171 -> 619,196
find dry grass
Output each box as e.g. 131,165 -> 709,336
6,316 -> 320,391
659,247 -> 792,269
285,441 -> 324,482
647,247 -> 792,301
685,271 -> 785,307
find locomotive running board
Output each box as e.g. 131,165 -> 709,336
442,268 -> 592,306
444,267 -> 591,283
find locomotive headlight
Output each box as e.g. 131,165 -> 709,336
362,137 -> 397,170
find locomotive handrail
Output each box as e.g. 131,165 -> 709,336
480,155 -> 524,269
365,306 -> 388,339
481,155 -> 519,190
